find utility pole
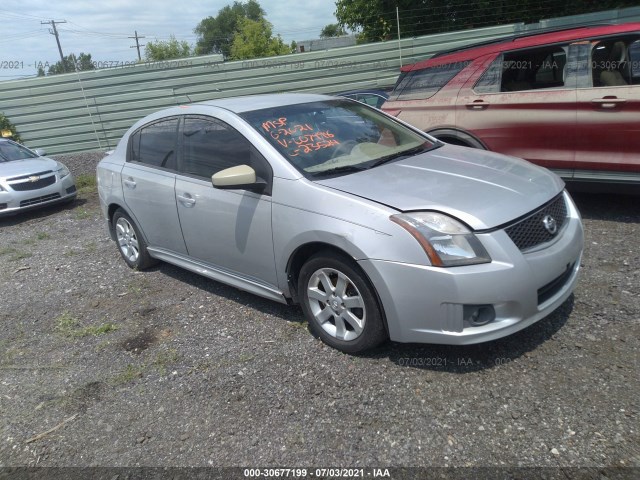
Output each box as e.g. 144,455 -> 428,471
129,31 -> 145,61
42,20 -> 67,71
396,7 -> 402,66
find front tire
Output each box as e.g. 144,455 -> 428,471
112,209 -> 156,270
298,251 -> 387,353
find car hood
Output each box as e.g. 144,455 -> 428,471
0,157 -> 58,179
314,144 -> 565,230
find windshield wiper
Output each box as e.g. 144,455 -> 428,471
311,164 -> 368,178
369,143 -> 433,168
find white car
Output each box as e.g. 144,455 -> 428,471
0,139 -> 76,216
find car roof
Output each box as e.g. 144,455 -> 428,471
337,89 -> 390,96
195,93 -> 335,113
402,22 -> 640,72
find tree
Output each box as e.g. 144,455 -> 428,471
0,113 -> 21,143
144,35 -> 191,61
320,24 -> 348,38
229,17 -> 290,60
47,53 -> 95,75
194,0 -> 265,57
335,0 -> 640,42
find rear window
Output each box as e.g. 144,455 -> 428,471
388,62 -> 466,101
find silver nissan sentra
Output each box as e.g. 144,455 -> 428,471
97,93 -> 583,353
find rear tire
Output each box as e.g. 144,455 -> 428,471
298,251 -> 387,353
112,209 -> 157,270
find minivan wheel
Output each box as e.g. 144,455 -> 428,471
298,252 -> 387,353
112,209 -> 156,270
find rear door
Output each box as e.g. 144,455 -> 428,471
121,117 -> 188,254
456,46 -> 577,175
574,37 -> 640,181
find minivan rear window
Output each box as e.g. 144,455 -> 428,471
388,63 -> 466,101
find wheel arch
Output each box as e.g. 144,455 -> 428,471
106,202 -> 148,245
285,241 -> 390,336
428,127 -> 487,149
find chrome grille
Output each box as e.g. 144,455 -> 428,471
20,193 -> 61,207
505,194 -> 567,251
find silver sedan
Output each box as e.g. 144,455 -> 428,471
0,139 -> 76,216
97,94 -> 583,353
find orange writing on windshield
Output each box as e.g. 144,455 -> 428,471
261,117 -> 340,156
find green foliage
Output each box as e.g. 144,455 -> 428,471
0,247 -> 32,262
229,18 -> 290,60
75,174 -> 97,195
194,0 -> 266,57
144,35 -> 191,61
82,323 -> 119,336
0,112 -> 21,143
48,53 -> 95,75
110,364 -> 145,385
335,0 -> 640,42
55,312 -> 81,337
320,23 -> 348,38
55,312 -> 119,338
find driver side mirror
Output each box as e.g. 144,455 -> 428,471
212,164 -> 266,192
34,148 -> 46,156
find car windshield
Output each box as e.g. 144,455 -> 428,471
0,140 -> 38,162
240,99 -> 438,177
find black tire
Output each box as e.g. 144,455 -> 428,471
298,251 -> 387,353
112,208 -> 157,270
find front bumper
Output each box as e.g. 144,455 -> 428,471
0,174 -> 77,217
359,194 -> 584,345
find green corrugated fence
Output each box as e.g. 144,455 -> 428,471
1,7 -> 639,155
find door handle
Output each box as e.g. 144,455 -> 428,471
123,178 -> 136,189
177,194 -> 196,207
592,97 -> 626,108
465,100 -> 489,110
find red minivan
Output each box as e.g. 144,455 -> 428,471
383,23 -> 640,189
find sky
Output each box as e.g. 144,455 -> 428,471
0,0 -> 338,81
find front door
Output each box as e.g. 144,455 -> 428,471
175,115 -> 278,287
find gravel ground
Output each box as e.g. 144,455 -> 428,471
0,152 -> 638,477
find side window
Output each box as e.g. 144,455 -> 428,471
591,38 -> 639,87
534,50 -> 567,85
475,55 -> 503,93
128,118 -> 179,170
358,94 -> 385,108
632,40 -> 640,83
181,116 -> 272,184
499,46 -> 567,92
389,62 -> 467,101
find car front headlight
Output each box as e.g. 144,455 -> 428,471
390,212 -> 491,267
56,163 -> 70,179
